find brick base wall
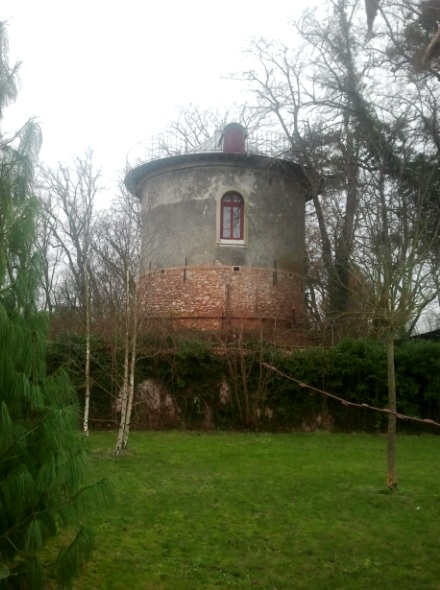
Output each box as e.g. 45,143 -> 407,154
138,265 -> 304,332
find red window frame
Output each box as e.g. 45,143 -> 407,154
220,192 -> 244,240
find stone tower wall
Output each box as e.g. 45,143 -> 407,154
139,265 -> 303,332
130,153 -> 308,333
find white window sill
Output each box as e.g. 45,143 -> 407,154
218,239 -> 247,247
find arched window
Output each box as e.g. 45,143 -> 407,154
221,192 -> 244,240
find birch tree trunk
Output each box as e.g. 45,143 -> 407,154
114,264 -> 131,456
122,280 -> 138,449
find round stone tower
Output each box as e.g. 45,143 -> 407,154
125,123 -> 311,337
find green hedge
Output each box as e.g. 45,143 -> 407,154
47,334 -> 440,432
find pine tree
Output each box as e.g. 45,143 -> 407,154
0,21 -> 107,589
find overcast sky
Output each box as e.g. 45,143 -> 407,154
1,0 -> 311,191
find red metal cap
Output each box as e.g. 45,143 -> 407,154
221,123 -> 247,153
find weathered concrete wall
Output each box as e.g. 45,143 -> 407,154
138,155 -> 306,275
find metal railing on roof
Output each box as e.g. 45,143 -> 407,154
126,130 -> 293,170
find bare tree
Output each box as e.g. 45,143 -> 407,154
35,186 -> 63,313
162,103 -> 264,153
127,103 -> 269,163
91,183 -> 141,453
39,149 -> 103,434
217,327 -> 276,429
352,140 -> 440,488
237,1 -> 373,336
232,0 -> 440,487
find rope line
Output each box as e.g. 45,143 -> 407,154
261,362 -> 440,428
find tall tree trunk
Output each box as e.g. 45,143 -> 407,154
332,118 -> 359,324
114,265 -> 131,456
386,329 -> 397,490
122,282 -> 138,449
83,264 -> 91,435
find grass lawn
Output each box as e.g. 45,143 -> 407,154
73,432 -> 440,590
